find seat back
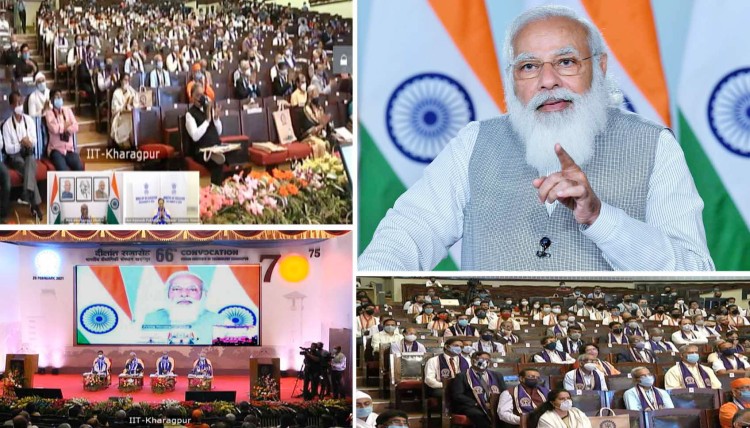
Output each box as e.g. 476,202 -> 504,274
667,388 -> 720,409
213,82 -> 229,101
157,85 -> 185,107
162,104 -> 188,130
392,353 -> 426,383
569,390 -> 605,416
241,107 -> 269,143
220,108 -> 243,136
133,107 -> 162,147
646,408 -> 707,428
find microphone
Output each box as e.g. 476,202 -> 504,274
537,237 -> 551,258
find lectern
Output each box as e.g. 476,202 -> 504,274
4,354 -> 39,388
248,358 -> 280,393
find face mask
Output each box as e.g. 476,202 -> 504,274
449,346 -> 462,355
552,308 -> 561,314
612,328 -> 622,334
634,342 -> 646,349
481,334 -> 493,341
53,98 -> 63,109
458,319 -> 469,327
559,399 -> 573,411
594,290 -> 601,294
583,363 -> 598,372
671,313 -> 682,319
723,348 -> 736,356
677,301 -> 684,305
404,334 -> 417,342
732,310 -> 740,315
424,308 -> 434,314
568,317 -> 576,323
462,346 -> 473,354
576,301 -> 584,306
543,307 -> 551,313
681,324 -> 692,331
156,61 -> 163,69
355,406 -> 372,419
476,311 -> 486,319
558,321 -> 569,328
612,311 -> 620,317
639,375 -> 655,387
501,313 -> 511,320
544,342 -> 557,351
523,378 -> 538,388
98,355 -> 104,359
475,359 -> 488,370
686,353 -> 700,364
656,309 -> 665,314
597,306 -> 605,311
384,325 -> 396,334
195,72 -> 204,81
473,300 -> 481,306
13,106 -> 23,115
22,53 -> 29,60
365,309 -> 375,315
696,320 -> 705,326
570,333 -> 581,341
200,357 -> 205,361
741,391 -> 750,400
652,336 -> 662,342
37,82 -> 46,92
521,301 -> 528,305
505,300 -> 513,305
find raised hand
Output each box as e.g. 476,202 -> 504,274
532,144 -> 602,226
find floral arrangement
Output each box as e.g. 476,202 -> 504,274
188,376 -> 212,391
249,374 -> 280,401
0,397 -> 350,419
200,154 -> 351,224
82,373 -> 109,392
1,370 -> 23,397
117,376 -> 143,393
150,376 -> 176,394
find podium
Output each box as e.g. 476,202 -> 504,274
4,355 -> 38,388
248,358 -> 280,396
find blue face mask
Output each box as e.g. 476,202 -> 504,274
449,346 -> 462,355
458,319 -> 469,327
53,98 -> 63,109
686,353 -> 700,364
356,406 -> 372,419
742,391 -> 750,400
22,53 -> 29,60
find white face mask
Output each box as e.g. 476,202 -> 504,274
559,399 -> 573,411
13,106 -> 23,115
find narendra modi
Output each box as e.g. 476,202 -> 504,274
359,5 -> 714,271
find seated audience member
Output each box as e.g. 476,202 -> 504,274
3,35 -> 19,65
97,56 -> 121,95
490,307 -> 520,330
370,318 -> 402,354
557,325 -> 583,355
546,313 -> 569,337
355,391 -> 377,428
672,318 -> 709,346
473,329 -> 504,354
124,43 -> 145,74
686,300 -> 708,317
449,352 -> 505,428
636,298 -> 653,318
373,411 -> 408,428
290,73 -> 308,107
310,61 -> 331,95
712,341 -> 750,375
726,331 -> 746,354
541,304 -> 562,326
427,309 -> 451,333
694,315 -> 721,340
167,43 -> 188,72
390,327 -> 426,356
148,54 -> 171,87
299,85 -> 330,158
617,295 -> 638,316
602,307 -> 624,325
498,369 -> 548,426
649,305 -> 668,322
646,328 -> 679,353
187,64 -> 215,102
533,337 -> 575,364
607,322 -> 628,345
566,312 -> 586,331
407,295 -> 425,315
356,304 -> 379,341
662,308 -> 682,327
271,62 -> 293,96
14,43 -> 38,79
110,74 -> 140,148
563,354 -> 608,391
444,314 -> 479,338
496,321 -> 521,345
720,379 -> 750,428
581,343 -> 620,375
235,69 -> 260,100
186,83 -> 226,185
28,72 -> 49,117
623,366 -> 674,411
664,344 -> 721,390
527,389 -> 591,428
424,338 -> 469,397
414,304 -> 434,324
45,89 -> 83,171
2,91 -> 41,219
470,306 -> 492,326
728,305 -> 749,327
674,297 -> 689,313
616,335 -> 656,364
624,318 -> 649,339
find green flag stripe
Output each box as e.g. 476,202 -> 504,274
77,329 -> 90,345
359,124 -> 458,271
679,110 -> 750,270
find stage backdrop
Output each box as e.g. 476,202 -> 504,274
0,233 -> 352,373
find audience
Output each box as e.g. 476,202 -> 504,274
623,366 -> 674,410
45,89 -> 82,171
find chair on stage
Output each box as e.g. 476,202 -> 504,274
118,357 -> 144,392
150,356 -> 177,393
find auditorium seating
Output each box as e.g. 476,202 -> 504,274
356,280 -> 750,427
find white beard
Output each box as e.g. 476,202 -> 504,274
507,66 -> 613,176
167,297 -> 207,324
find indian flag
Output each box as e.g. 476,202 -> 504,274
678,0 -> 750,270
524,0 -> 671,126
359,0 -> 505,269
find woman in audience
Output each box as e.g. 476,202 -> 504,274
299,85 -> 330,158
414,303 -> 433,325
45,89 -> 83,171
580,343 -> 620,375
28,72 -> 49,117
110,74 -> 139,149
517,299 -> 531,316
529,301 -> 544,320
528,389 -> 591,428
290,73 -> 308,107
427,309 -> 451,334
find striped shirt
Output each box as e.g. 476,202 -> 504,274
359,123 -> 714,271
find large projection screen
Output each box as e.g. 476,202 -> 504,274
75,265 -> 261,346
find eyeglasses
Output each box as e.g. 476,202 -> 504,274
512,54 -> 598,80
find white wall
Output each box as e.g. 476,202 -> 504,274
0,243 -> 21,371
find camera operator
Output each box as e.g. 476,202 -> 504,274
317,342 -> 334,397
330,345 -> 347,399
301,343 -> 322,400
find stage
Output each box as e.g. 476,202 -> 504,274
30,374 -> 303,403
